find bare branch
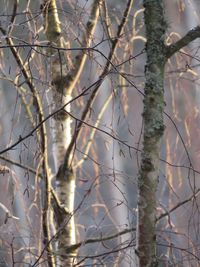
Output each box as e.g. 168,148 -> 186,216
157,188 -> 200,221
0,25 -> 53,267
59,226 -> 136,254
62,0 -> 134,170
65,0 -> 103,96
166,26 -> 200,58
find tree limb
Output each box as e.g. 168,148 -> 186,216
62,0 -> 134,170
166,26 -> 200,58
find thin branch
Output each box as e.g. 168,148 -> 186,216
0,26 -> 53,267
0,156 -> 37,175
166,26 -> 200,58
8,0 -> 18,34
101,1 -> 113,43
157,188 -> 200,221
158,243 -> 200,261
74,89 -> 115,168
75,238 -> 136,266
58,226 -> 136,254
0,75 -> 36,128
67,0 -> 103,96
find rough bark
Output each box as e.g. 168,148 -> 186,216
137,1 -> 167,266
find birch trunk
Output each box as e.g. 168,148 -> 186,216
43,0 -> 75,265
43,0 -> 101,265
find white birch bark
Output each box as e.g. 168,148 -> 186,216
43,0 -> 101,265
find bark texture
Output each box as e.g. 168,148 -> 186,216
137,1 -> 167,266
43,0 -> 101,265
43,0 -> 76,265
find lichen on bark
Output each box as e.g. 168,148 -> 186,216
137,1 -> 167,266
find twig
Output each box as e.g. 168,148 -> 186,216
0,156 -> 37,175
157,188 -> 200,221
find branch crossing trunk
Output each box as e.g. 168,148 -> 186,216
43,0 -> 76,265
43,0 -> 101,265
137,1 -> 167,266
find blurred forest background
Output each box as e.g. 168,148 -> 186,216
0,0 -> 200,266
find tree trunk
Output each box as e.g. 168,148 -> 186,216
137,1 -> 167,266
43,0 -> 101,265
43,0 -> 76,265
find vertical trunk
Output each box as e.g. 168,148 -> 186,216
137,1 -> 167,266
43,0 -> 101,265
43,0 -> 75,265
